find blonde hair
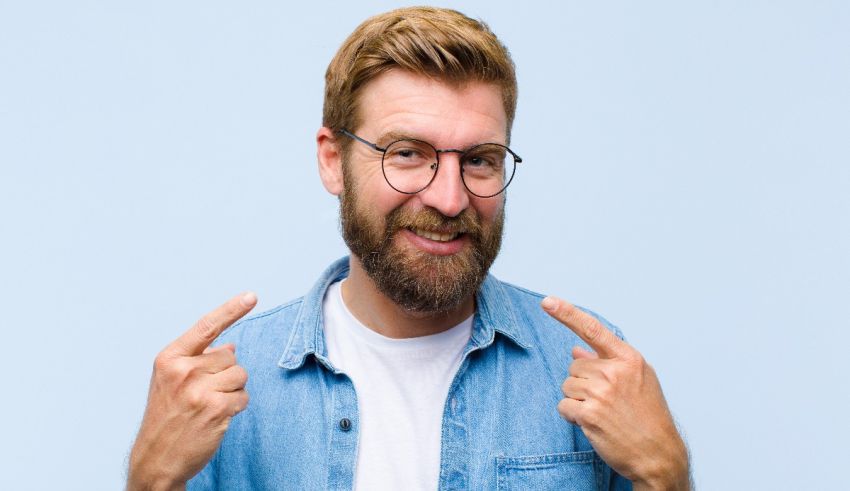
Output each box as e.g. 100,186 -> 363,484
323,7 -> 517,145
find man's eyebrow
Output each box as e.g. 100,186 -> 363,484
376,131 -> 420,146
376,131 -> 506,149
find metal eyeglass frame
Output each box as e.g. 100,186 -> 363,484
337,128 -> 522,198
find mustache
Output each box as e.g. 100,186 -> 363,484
385,206 -> 482,236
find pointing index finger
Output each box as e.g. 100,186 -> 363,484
166,292 -> 257,357
541,296 -> 626,359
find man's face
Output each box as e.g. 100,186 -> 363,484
339,70 -> 508,314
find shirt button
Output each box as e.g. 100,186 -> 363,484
339,418 -> 352,432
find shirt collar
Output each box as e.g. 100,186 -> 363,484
278,256 -> 531,371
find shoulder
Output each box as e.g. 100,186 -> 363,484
494,279 -> 626,356
212,297 -> 304,360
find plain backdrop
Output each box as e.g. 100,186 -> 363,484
1,1 -> 848,489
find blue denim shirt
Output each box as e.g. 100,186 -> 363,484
188,257 -> 632,490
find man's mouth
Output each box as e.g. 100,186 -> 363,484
410,227 -> 462,242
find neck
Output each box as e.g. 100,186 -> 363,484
341,255 -> 475,339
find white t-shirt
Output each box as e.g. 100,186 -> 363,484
323,280 -> 472,491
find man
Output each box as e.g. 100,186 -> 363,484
128,7 -> 690,490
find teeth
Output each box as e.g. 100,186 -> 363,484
413,228 -> 459,242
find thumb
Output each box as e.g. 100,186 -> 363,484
572,345 -> 598,360
202,343 -> 236,355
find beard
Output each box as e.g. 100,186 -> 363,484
340,167 -> 504,314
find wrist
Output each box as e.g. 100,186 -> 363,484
126,474 -> 186,491
633,473 -> 690,491
632,440 -> 691,491
127,453 -> 186,491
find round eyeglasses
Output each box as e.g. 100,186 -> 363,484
338,129 -> 522,198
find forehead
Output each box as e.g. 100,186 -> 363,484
355,70 -> 508,147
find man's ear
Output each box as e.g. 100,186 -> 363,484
317,127 -> 344,196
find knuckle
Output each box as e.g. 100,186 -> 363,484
152,352 -> 171,373
580,403 -> 601,429
235,366 -> 249,386
206,349 -> 236,370
174,358 -> 198,379
557,399 -> 583,426
215,417 -> 233,434
590,382 -> 613,403
223,350 -> 238,367
238,390 -> 250,409
234,394 -> 250,415
217,392 -> 249,417
208,393 -> 230,415
556,399 -> 571,418
560,302 -> 577,320
583,320 -> 604,344
160,357 -> 194,384
569,359 -> 588,375
195,315 -> 219,342
184,386 -> 209,409
600,364 -> 621,385
622,348 -> 644,366
615,356 -> 644,382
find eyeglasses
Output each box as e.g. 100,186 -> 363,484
337,129 -> 522,198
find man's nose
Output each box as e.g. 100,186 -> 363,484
417,153 -> 470,218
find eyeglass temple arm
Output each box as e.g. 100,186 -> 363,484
510,148 -> 523,163
337,129 -> 386,152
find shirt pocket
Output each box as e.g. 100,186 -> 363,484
495,451 -> 608,491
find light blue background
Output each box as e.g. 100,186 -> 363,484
1,1 -> 847,489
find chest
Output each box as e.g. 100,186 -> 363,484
214,342 -> 616,490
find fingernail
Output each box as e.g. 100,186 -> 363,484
541,296 -> 557,311
241,292 -> 257,307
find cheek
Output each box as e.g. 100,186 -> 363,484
369,185 -> 410,216
352,170 -> 410,217
471,196 -> 504,222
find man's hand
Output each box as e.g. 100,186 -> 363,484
127,292 -> 257,491
541,296 -> 690,491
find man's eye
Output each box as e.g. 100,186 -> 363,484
390,148 -> 424,161
397,149 -> 419,158
464,155 -> 495,167
385,144 -> 432,166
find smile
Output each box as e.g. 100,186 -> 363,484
411,228 -> 461,242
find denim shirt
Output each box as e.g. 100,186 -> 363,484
188,257 -> 632,490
